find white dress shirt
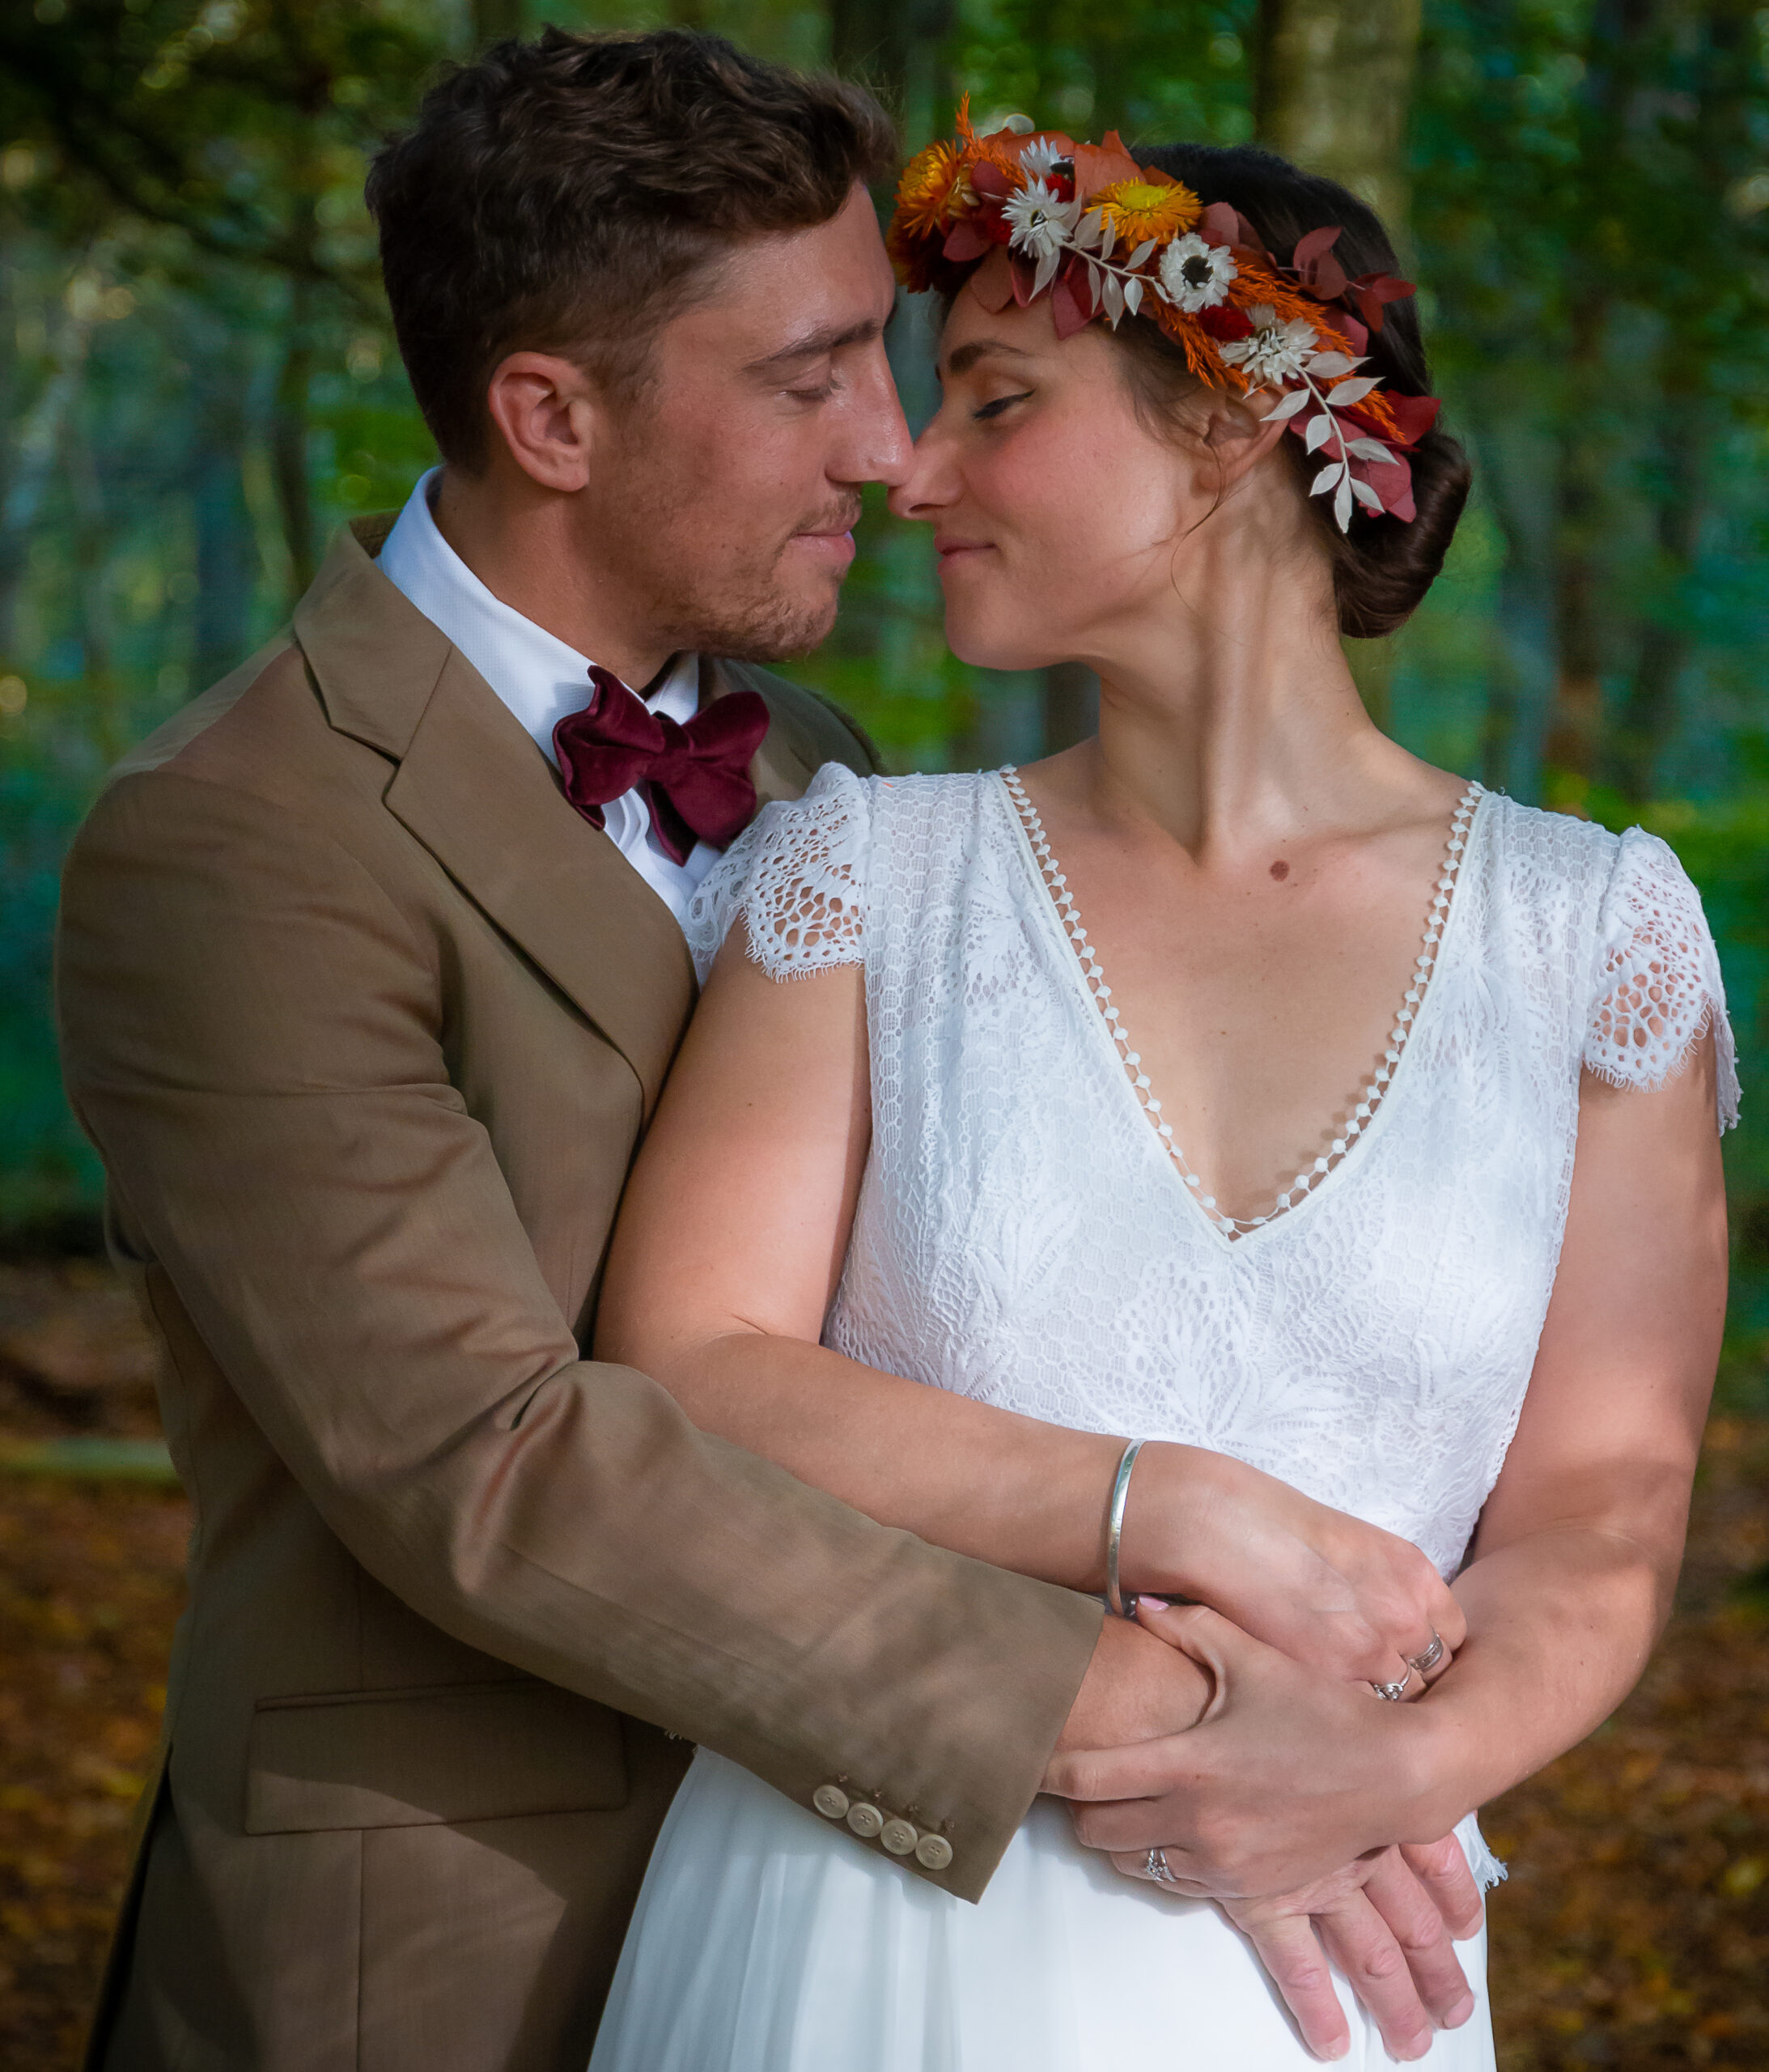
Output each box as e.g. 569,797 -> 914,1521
377,467 -> 719,927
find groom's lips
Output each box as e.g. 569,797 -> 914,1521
789,526 -> 857,570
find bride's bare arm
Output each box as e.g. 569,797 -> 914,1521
597,930 -> 1462,1686
1054,1036 -> 1726,1895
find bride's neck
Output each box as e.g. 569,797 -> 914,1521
1070,524 -> 1398,862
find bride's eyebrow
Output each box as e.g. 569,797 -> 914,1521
940,340 -> 1035,380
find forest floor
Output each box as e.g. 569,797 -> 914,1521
0,1259 -> 1766,2070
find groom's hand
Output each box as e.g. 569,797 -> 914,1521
1215,1842 -> 1481,2061
1043,1608 -> 1212,1772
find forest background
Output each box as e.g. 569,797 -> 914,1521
2,0 -> 1769,1367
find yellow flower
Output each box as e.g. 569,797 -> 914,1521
893,139 -> 969,241
1094,176 -> 1201,248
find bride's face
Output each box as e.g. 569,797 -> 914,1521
890,283 -> 1220,672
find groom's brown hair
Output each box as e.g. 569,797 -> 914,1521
367,27 -> 897,471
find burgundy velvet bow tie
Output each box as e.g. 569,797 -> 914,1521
553,665 -> 770,867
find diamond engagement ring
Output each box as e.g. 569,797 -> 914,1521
1406,1631 -> 1446,1676
1145,1848 -> 1178,1886
1370,1675 -> 1411,1702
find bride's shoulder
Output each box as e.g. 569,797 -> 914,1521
1480,791 -> 1701,921
684,766 -> 996,984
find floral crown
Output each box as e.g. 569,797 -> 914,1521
887,103 -> 1442,533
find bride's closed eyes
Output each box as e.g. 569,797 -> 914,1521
972,390 -> 1033,422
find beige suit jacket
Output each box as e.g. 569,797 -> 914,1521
56,517 -> 1103,2072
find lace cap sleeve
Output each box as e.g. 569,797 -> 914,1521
682,761 -> 872,986
1585,827 -> 1738,1131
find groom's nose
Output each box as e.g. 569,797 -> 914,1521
838,338 -> 913,490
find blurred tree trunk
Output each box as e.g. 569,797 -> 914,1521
192,374 -> 257,692
1541,295 -> 1607,797
0,284 -> 93,659
272,273 -> 316,605
1251,0 -> 1423,235
1610,370 -> 1703,807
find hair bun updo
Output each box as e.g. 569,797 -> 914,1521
1125,144 -> 1470,639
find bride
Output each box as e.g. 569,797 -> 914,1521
585,123 -> 1732,2069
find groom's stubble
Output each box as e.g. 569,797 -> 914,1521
553,185 -> 905,672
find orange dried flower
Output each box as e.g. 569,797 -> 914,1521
1093,176 -> 1200,248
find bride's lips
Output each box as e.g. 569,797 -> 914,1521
935,536 -> 995,566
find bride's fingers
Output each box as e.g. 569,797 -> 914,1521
1108,1848 -> 1210,1898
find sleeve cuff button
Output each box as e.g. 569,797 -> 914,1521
846,1802 -> 884,1839
812,1784 -> 851,1820
880,1817 -> 918,1856
914,1832 -> 954,1870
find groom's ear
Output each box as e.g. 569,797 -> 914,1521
483,351 -> 608,494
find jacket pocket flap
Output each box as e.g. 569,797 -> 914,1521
245,1679 -> 627,1835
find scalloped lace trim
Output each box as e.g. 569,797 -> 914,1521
1584,830 -> 1739,1131
682,765 -> 869,986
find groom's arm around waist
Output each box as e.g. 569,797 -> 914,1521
55,762 -> 1102,1900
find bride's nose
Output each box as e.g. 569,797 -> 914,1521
887,422 -> 960,525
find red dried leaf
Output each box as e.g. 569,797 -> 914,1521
1050,262 -> 1093,338
1198,201 -> 1244,250
1071,130 -> 1143,202
943,219 -> 996,264
1292,225 -> 1344,269
1309,252 -> 1349,300
1349,452 -> 1416,521
966,246 -> 1016,312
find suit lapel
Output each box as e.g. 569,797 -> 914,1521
704,656 -> 817,809
297,521 -> 825,1116
384,651 -> 695,1117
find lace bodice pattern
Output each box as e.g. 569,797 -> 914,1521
685,766 -> 1736,1578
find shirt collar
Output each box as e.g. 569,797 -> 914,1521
375,465 -> 699,767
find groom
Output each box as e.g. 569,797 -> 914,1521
59,27 -> 1476,2071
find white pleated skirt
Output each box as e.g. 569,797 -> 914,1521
588,1748 -> 1499,2071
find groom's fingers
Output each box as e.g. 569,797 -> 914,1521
1224,1909 -> 1352,2063
1399,1833 -> 1485,1939
1356,1848 -> 1478,2032
1309,1887 -> 1441,2062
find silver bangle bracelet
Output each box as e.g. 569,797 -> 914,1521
1105,1437 -> 1145,1619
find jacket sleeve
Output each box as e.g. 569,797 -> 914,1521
56,768 -> 1103,1901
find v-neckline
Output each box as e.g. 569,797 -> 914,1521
995,769 -> 1485,1250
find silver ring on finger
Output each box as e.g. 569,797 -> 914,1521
1145,1847 -> 1178,1886
1406,1631 -> 1445,1676
1370,1674 -> 1411,1702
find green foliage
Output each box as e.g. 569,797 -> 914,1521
2,0 -> 1769,1339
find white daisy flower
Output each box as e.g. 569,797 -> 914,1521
1000,178 -> 1078,261
1219,307 -> 1320,384
1018,137 -> 1068,180
1156,231 -> 1237,312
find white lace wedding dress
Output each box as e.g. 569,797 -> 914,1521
588,765 -> 1736,2072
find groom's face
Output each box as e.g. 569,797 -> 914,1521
579,184 -> 909,663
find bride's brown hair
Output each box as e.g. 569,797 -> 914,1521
1112,145 -> 1470,639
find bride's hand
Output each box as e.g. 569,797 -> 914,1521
1120,1442 -> 1464,1689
